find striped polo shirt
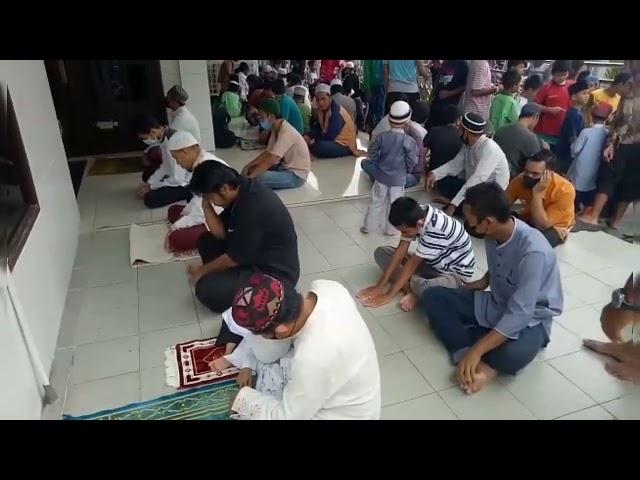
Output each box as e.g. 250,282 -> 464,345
405,206 -> 475,280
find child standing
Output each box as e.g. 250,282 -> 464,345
361,101 -> 418,235
489,69 -> 522,131
554,81 -> 590,172
567,102 -> 613,211
220,80 -> 243,118
517,74 -> 543,112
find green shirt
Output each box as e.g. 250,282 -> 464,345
489,92 -> 519,131
296,102 -> 311,133
221,91 -> 242,118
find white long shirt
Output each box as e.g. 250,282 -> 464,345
170,150 -> 228,230
432,135 -> 510,206
231,279 -> 381,420
147,131 -> 190,190
168,106 -> 201,143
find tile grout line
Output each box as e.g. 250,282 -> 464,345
136,262 -> 142,401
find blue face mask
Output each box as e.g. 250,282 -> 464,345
260,119 -> 272,130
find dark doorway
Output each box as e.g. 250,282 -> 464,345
45,60 -> 167,158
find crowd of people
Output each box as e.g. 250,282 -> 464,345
125,59 -> 638,420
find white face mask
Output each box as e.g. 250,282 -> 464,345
143,138 -> 159,147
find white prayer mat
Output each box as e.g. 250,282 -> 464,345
129,223 -> 199,268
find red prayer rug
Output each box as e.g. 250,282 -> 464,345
165,337 -> 239,389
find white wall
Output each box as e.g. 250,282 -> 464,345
0,60 -> 79,419
160,60 -> 215,151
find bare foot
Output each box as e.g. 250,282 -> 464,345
576,213 -> 599,226
209,356 -> 231,373
605,361 -> 640,383
583,339 -> 640,364
400,292 -> 418,312
464,361 -> 498,395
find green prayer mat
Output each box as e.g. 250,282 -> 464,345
64,380 -> 238,420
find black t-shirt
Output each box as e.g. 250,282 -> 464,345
220,178 -> 300,285
423,125 -> 463,171
432,60 -> 468,104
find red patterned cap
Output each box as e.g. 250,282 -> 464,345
232,273 -> 284,333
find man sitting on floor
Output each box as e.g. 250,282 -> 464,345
240,99 -> 311,190
187,162 -> 300,346
426,112 -> 510,216
133,115 -> 191,209
229,273 -> 381,420
357,197 -> 475,312
422,182 -> 563,394
165,131 -> 229,252
505,150 -> 575,247
166,85 -> 201,142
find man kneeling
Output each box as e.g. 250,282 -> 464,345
422,182 -> 563,394
357,197 -> 475,312
228,273 -> 381,420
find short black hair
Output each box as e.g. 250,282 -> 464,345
330,84 -> 343,95
272,78 -> 286,95
501,69 -> 522,90
441,104 -> 462,125
247,74 -> 263,90
131,115 -> 161,136
551,60 -> 571,75
262,79 -> 274,92
523,74 -> 543,91
568,81 -> 589,96
389,197 -> 424,228
464,182 -> 511,223
237,62 -> 249,74
189,162 -> 242,196
227,82 -> 240,94
613,71 -> 632,85
287,72 -> 301,85
412,101 -> 429,124
527,149 -> 557,170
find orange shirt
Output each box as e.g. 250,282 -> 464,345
506,171 -> 576,240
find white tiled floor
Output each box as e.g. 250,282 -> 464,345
46,140 -> 640,420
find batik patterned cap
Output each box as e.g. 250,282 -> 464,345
232,273 -> 284,333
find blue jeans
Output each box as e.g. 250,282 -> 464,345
258,169 -> 305,190
360,159 -> 420,189
421,287 -> 548,375
311,140 -> 352,159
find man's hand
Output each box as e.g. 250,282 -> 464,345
236,368 -> 253,388
532,170 -> 551,196
457,348 -> 482,391
603,144 -> 615,163
443,203 -> 456,216
356,285 -> 386,300
425,172 -> 437,190
187,264 -> 204,284
549,106 -> 566,116
463,274 -> 489,291
361,292 -> 394,308
136,182 -> 151,199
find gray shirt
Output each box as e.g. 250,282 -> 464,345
368,128 -> 419,186
474,218 -> 563,339
493,122 -> 542,178
332,93 -> 357,122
